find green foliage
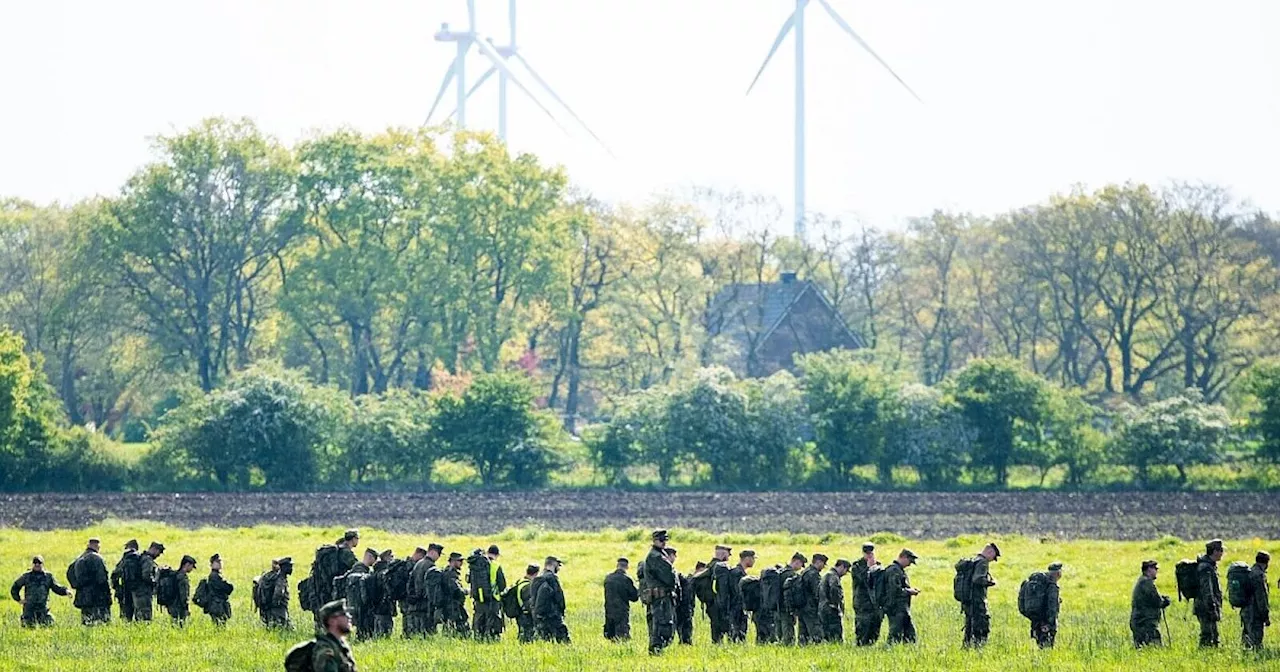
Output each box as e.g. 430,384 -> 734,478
886,383 -> 972,487
151,366 -> 346,490
1114,389 -> 1232,485
952,358 -> 1056,486
1245,361 -> 1280,463
0,329 -> 62,488
342,391 -> 435,484
434,372 -> 558,487
798,351 -> 897,485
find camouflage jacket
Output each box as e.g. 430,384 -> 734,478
969,556 -> 994,605
800,565 -> 822,610
1194,555 -> 1222,619
311,633 -> 357,672
1245,564 -> 1269,622
534,571 -> 565,620
73,549 -> 110,608
11,569 -> 69,605
1129,575 -> 1164,628
882,562 -> 912,613
603,569 -> 638,618
850,558 -> 877,612
644,546 -> 675,593
819,570 -> 844,613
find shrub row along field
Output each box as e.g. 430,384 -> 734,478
3,491 -> 1280,540
0,524 -> 1275,671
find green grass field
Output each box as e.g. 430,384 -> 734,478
0,523 -> 1274,670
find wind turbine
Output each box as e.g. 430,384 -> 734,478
425,0 -> 609,153
747,0 -> 921,241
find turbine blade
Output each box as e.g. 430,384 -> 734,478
472,37 -> 572,135
816,0 -> 922,103
747,1 -> 808,96
426,57 -> 458,125
443,66 -> 498,120
511,52 -> 615,157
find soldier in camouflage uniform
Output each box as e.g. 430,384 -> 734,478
201,553 -> 234,626
369,549 -> 397,638
676,556 -> 700,646
1130,559 -> 1170,648
645,530 -> 677,655
1242,551 -> 1270,650
167,554 -> 197,626
10,555 -> 68,626
71,537 -> 112,625
883,549 -> 920,644
1195,539 -> 1225,648
261,557 -> 294,629
1030,562 -> 1063,649
819,558 -> 850,642
850,543 -> 882,646
471,545 -> 506,641
706,545 -> 733,643
603,557 -> 639,641
110,539 -> 139,621
534,556 -> 569,643
753,564 -> 782,644
338,549 -> 375,636
728,550 -> 754,642
405,544 -> 441,637
963,542 -> 1000,648
515,564 -> 538,643
797,553 -> 826,645
441,552 -> 470,637
776,553 -> 804,645
131,541 -> 165,623
307,600 -> 357,672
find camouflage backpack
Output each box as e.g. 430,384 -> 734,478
297,576 -> 316,612
759,565 -> 782,612
739,575 -> 762,612
1174,559 -> 1199,601
953,557 -> 978,603
1017,572 -> 1051,621
501,581 -> 525,618
309,545 -> 342,603
1226,562 -> 1251,609
466,552 -> 494,602
337,569 -> 368,615
155,567 -> 179,608
192,578 -> 210,611
384,559 -> 411,603
283,640 -> 316,672
66,558 -> 83,590
783,573 -> 806,610
869,565 -> 892,612
122,551 -> 143,587
690,565 -> 716,608
252,574 -> 272,612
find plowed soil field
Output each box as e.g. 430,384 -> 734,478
4,491 -> 1276,539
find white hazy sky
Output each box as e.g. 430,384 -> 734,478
2,0 -> 1278,230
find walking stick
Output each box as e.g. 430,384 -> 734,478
1160,607 -> 1171,646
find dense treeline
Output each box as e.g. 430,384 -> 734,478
2,117 -> 1280,491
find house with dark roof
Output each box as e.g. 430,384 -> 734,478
706,272 -> 865,377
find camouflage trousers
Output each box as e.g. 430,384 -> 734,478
675,608 -> 694,645
261,606 -> 291,629
776,610 -> 796,645
207,603 -> 231,626
442,605 -> 470,637
752,609 -> 776,644
887,608 -> 916,644
403,609 -> 435,637
516,612 -> 535,643
80,605 -> 111,626
854,609 -> 883,646
1032,622 -> 1056,649
1242,614 -> 1266,650
647,597 -> 675,654
371,614 -> 394,638
130,589 -> 154,622
1130,619 -> 1161,648
797,606 -> 824,645
1197,615 -> 1220,648
167,602 -> 189,626
604,612 -> 631,640
709,607 -> 730,644
21,603 -> 54,627
963,602 -> 990,647
472,600 -> 504,640
536,613 -> 570,643
731,610 -> 748,643
821,606 -> 843,643
117,591 -> 134,621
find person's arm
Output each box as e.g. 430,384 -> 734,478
626,577 -> 638,602
10,575 -> 25,602
1198,565 -> 1218,615
1047,583 -> 1060,623
1252,571 -> 1269,623
971,558 -> 991,588
50,575 -> 70,597
496,567 -> 506,594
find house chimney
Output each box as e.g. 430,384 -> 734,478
780,271 -> 798,284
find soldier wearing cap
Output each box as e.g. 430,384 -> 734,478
70,536 -> 111,625
674,550 -> 698,646
412,542 -> 448,637
644,529 -> 677,654
200,552 -> 234,625
796,552 -> 826,644
10,555 -> 68,627
515,563 -> 539,643
851,542 -> 882,646
704,544 -> 734,644
1130,559 -> 1170,647
819,558 -> 851,642
777,552 -> 806,644
884,549 -> 921,644
1195,538 -> 1226,647
470,544 -> 507,641
131,541 -> 165,622
962,542 -> 1000,648
293,599 -> 356,672
1242,550 -> 1270,650
167,554 -> 197,626
261,556 -> 293,629
726,550 -> 755,642
604,557 -> 639,641
366,549 -> 398,639
441,551 -> 470,636
1029,562 -> 1064,649
111,539 -> 140,621
333,549 -> 374,636
534,556 -> 569,643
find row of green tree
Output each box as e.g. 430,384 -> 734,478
4,118 -> 1280,443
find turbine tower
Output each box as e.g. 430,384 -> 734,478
426,0 -> 608,152
747,0 -> 921,241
